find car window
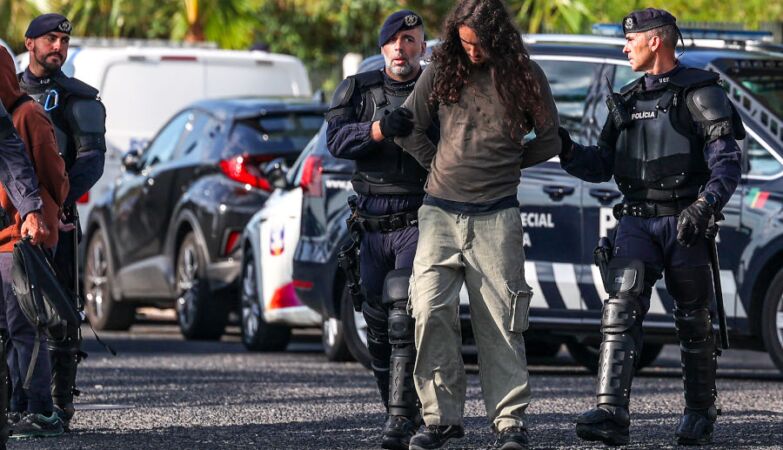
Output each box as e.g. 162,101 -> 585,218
536,59 -> 602,134
613,65 -> 637,91
745,133 -> 783,177
175,111 -> 212,161
224,112 -> 324,158
141,110 -> 190,169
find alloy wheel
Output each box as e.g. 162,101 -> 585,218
85,235 -> 109,321
176,243 -> 200,328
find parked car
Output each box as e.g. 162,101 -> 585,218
238,137 -> 322,352
292,30 -> 783,374
18,39 -> 314,220
82,97 -> 325,340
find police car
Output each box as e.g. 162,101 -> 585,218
292,29 -> 783,374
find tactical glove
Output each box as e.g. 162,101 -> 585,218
676,198 -> 715,247
380,107 -> 414,138
557,126 -> 574,161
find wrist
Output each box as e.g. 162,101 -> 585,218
371,121 -> 384,142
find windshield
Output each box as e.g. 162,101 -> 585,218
224,112 -> 324,158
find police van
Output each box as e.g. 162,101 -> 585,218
17,39 -> 313,220
292,29 -> 783,374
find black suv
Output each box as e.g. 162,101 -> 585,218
293,32 -> 783,374
83,98 -> 325,339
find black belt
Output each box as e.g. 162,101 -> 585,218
613,199 -> 693,219
355,211 -> 418,233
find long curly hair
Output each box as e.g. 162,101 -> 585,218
430,0 -> 547,140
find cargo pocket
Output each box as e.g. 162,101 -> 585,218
506,279 -> 532,333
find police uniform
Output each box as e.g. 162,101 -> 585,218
19,13 -> 107,428
326,10 -> 436,450
559,9 -> 743,446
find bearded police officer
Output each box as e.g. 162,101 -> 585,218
19,13 -> 107,430
558,8 -> 742,446
326,10 -> 437,450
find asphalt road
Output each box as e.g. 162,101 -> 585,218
8,319 -> 782,450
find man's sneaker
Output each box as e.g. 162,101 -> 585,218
54,404 -> 75,431
7,411 -> 22,431
409,425 -> 465,450
494,426 -> 530,450
575,405 -> 630,446
382,415 -> 421,450
10,412 -> 64,438
675,406 -> 718,446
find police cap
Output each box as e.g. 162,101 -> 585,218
378,10 -> 423,48
622,8 -> 676,34
25,13 -> 72,39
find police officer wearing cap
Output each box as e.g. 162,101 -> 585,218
326,10 -> 437,450
19,13 -> 107,431
558,8 -> 743,446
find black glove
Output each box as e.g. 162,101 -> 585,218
557,126 -> 574,161
677,198 -> 715,247
379,107 -> 414,138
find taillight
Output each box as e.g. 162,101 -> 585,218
219,155 -> 273,191
300,155 -> 323,197
76,192 -> 89,204
293,279 -> 314,290
223,230 -> 241,256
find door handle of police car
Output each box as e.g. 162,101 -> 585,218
543,185 -> 575,201
589,188 -> 621,204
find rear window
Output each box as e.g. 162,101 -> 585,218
735,74 -> 783,120
223,112 -> 324,158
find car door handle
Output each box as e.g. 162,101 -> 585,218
589,188 -> 622,204
543,185 -> 575,201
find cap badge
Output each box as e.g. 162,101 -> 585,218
58,20 -> 72,33
404,15 -> 419,27
624,17 -> 634,30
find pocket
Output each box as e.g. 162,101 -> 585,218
505,279 -> 532,333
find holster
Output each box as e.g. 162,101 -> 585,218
594,236 -> 613,290
338,196 -> 364,312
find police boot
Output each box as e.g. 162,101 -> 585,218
362,300 -> 392,410
382,302 -> 420,450
49,329 -> 84,431
0,330 -> 9,447
668,266 -> 719,446
382,270 -> 421,450
576,294 -> 643,445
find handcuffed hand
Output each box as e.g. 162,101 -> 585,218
379,107 -> 414,138
557,126 -> 574,161
20,211 -> 49,246
676,198 -> 714,247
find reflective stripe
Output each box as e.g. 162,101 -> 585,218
553,263 -> 585,310
525,261 -> 547,308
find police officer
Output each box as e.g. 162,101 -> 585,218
325,10 -> 437,450
558,9 -> 742,446
0,100 -> 49,447
19,13 -> 107,430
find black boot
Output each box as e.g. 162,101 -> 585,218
49,328 -> 84,431
576,294 -> 642,446
382,414 -> 421,450
409,425 -> 465,450
669,266 -> 719,446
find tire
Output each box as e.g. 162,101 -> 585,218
240,250 -> 291,351
83,227 -> 135,331
340,286 -> 371,370
760,269 -> 783,374
566,340 -> 663,373
175,232 -> 228,340
322,316 -> 352,362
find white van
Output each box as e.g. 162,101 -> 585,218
17,41 -> 313,218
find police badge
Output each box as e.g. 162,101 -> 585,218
404,15 -> 419,27
58,20 -> 72,33
624,17 -> 634,32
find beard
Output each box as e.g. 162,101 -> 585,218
34,51 -> 64,75
383,54 -> 414,77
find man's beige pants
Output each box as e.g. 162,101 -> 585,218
409,204 -> 533,432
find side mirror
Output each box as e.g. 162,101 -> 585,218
122,149 -> 142,174
263,157 -> 290,190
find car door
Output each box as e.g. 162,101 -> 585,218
521,57 -> 606,321
112,109 -> 205,295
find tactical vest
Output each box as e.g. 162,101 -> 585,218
18,72 -> 103,171
613,69 -> 725,203
350,70 -> 429,196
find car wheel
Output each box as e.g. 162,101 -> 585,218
240,250 -> 291,351
175,232 -> 227,340
340,285 -> 371,370
322,315 -> 351,362
761,269 -> 783,374
83,227 -> 134,331
566,340 -> 663,373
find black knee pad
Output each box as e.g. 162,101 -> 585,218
388,302 -> 414,346
605,258 -> 646,298
601,296 -> 642,335
363,299 -> 389,342
666,265 -> 714,310
382,268 -> 412,305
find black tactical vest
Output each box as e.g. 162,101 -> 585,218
18,72 -> 101,171
350,70 -> 429,196
613,69 -> 719,202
